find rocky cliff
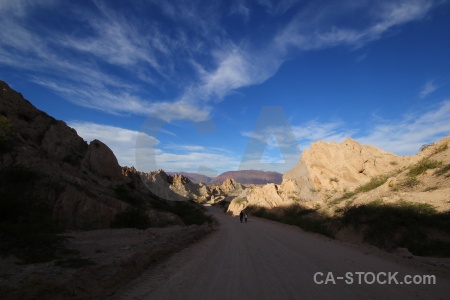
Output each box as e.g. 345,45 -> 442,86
136,169 -> 211,202
167,172 -> 212,183
228,136 -> 450,215
0,81 -> 183,229
210,170 -> 282,184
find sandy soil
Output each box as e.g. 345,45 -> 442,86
112,206 -> 450,299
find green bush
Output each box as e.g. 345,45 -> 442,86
151,199 -> 213,226
339,200 -> 450,256
330,175 -> 389,205
355,175 -> 389,193
434,163 -> 450,176
408,159 -> 443,177
114,184 -> 145,208
0,166 -> 66,263
111,207 -> 151,229
212,200 -> 230,212
246,204 -> 334,238
401,176 -> 420,188
433,143 -> 448,154
0,115 -> 12,132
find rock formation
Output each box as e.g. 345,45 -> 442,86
283,138 -> 416,199
141,169 -> 212,201
0,81 -> 183,229
167,172 -> 212,183
227,136 -> 450,215
210,170 -> 282,184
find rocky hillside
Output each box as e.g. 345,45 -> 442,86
133,168 -> 211,202
228,136 -> 450,215
210,170 -> 282,184
167,172 -> 212,183
0,80 -> 204,230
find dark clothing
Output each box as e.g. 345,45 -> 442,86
239,212 -> 243,223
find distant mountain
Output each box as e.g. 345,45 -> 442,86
210,170 -> 282,185
167,172 -> 212,183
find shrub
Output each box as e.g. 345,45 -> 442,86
408,159 -> 443,177
111,207 -> 151,229
151,199 -> 213,225
329,177 -> 339,183
401,176 -> 420,188
233,197 -> 247,205
62,154 -> 82,166
0,166 -> 67,263
433,143 -> 448,154
434,163 -> 450,176
246,204 -> 334,238
114,185 -> 145,208
0,115 -> 12,132
355,175 -> 389,193
330,175 -> 388,205
212,200 -> 230,212
339,200 -> 450,256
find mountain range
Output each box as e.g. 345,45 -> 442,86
168,170 -> 282,185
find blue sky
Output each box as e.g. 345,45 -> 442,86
1,0 -> 450,175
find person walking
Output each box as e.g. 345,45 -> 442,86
239,211 -> 244,223
244,211 -> 248,223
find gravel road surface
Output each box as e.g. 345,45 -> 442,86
113,206 -> 450,299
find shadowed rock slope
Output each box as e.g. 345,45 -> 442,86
0,80 -> 202,230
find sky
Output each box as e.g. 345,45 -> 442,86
1,0 -> 450,176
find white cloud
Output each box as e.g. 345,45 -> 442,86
69,121 -> 159,167
357,100 -> 450,155
275,0 -> 436,51
241,101 -> 450,166
69,121 -> 240,174
0,0 -> 443,124
242,120 -> 354,150
419,80 -> 438,98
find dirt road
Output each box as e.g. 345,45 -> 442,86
113,206 -> 450,299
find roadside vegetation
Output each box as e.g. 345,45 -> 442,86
213,199 -> 230,212
391,159 -> 444,191
0,115 -> 13,152
434,163 -> 450,177
338,200 -> 450,257
246,200 -> 450,257
329,175 -> 389,205
151,199 -> 213,226
246,204 -> 335,238
0,166 -> 68,263
0,164 -> 212,263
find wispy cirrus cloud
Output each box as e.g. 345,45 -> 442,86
275,0 -> 436,52
419,80 -> 438,99
357,100 -> 450,155
0,0 -> 442,123
241,100 -> 450,166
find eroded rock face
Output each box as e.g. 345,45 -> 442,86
227,137 -> 423,215
0,80 -> 179,229
138,169 -> 210,201
284,138 -> 415,194
82,139 -> 123,181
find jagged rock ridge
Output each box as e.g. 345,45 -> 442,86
0,81 -> 184,229
228,136 -> 450,215
210,170 -> 282,184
